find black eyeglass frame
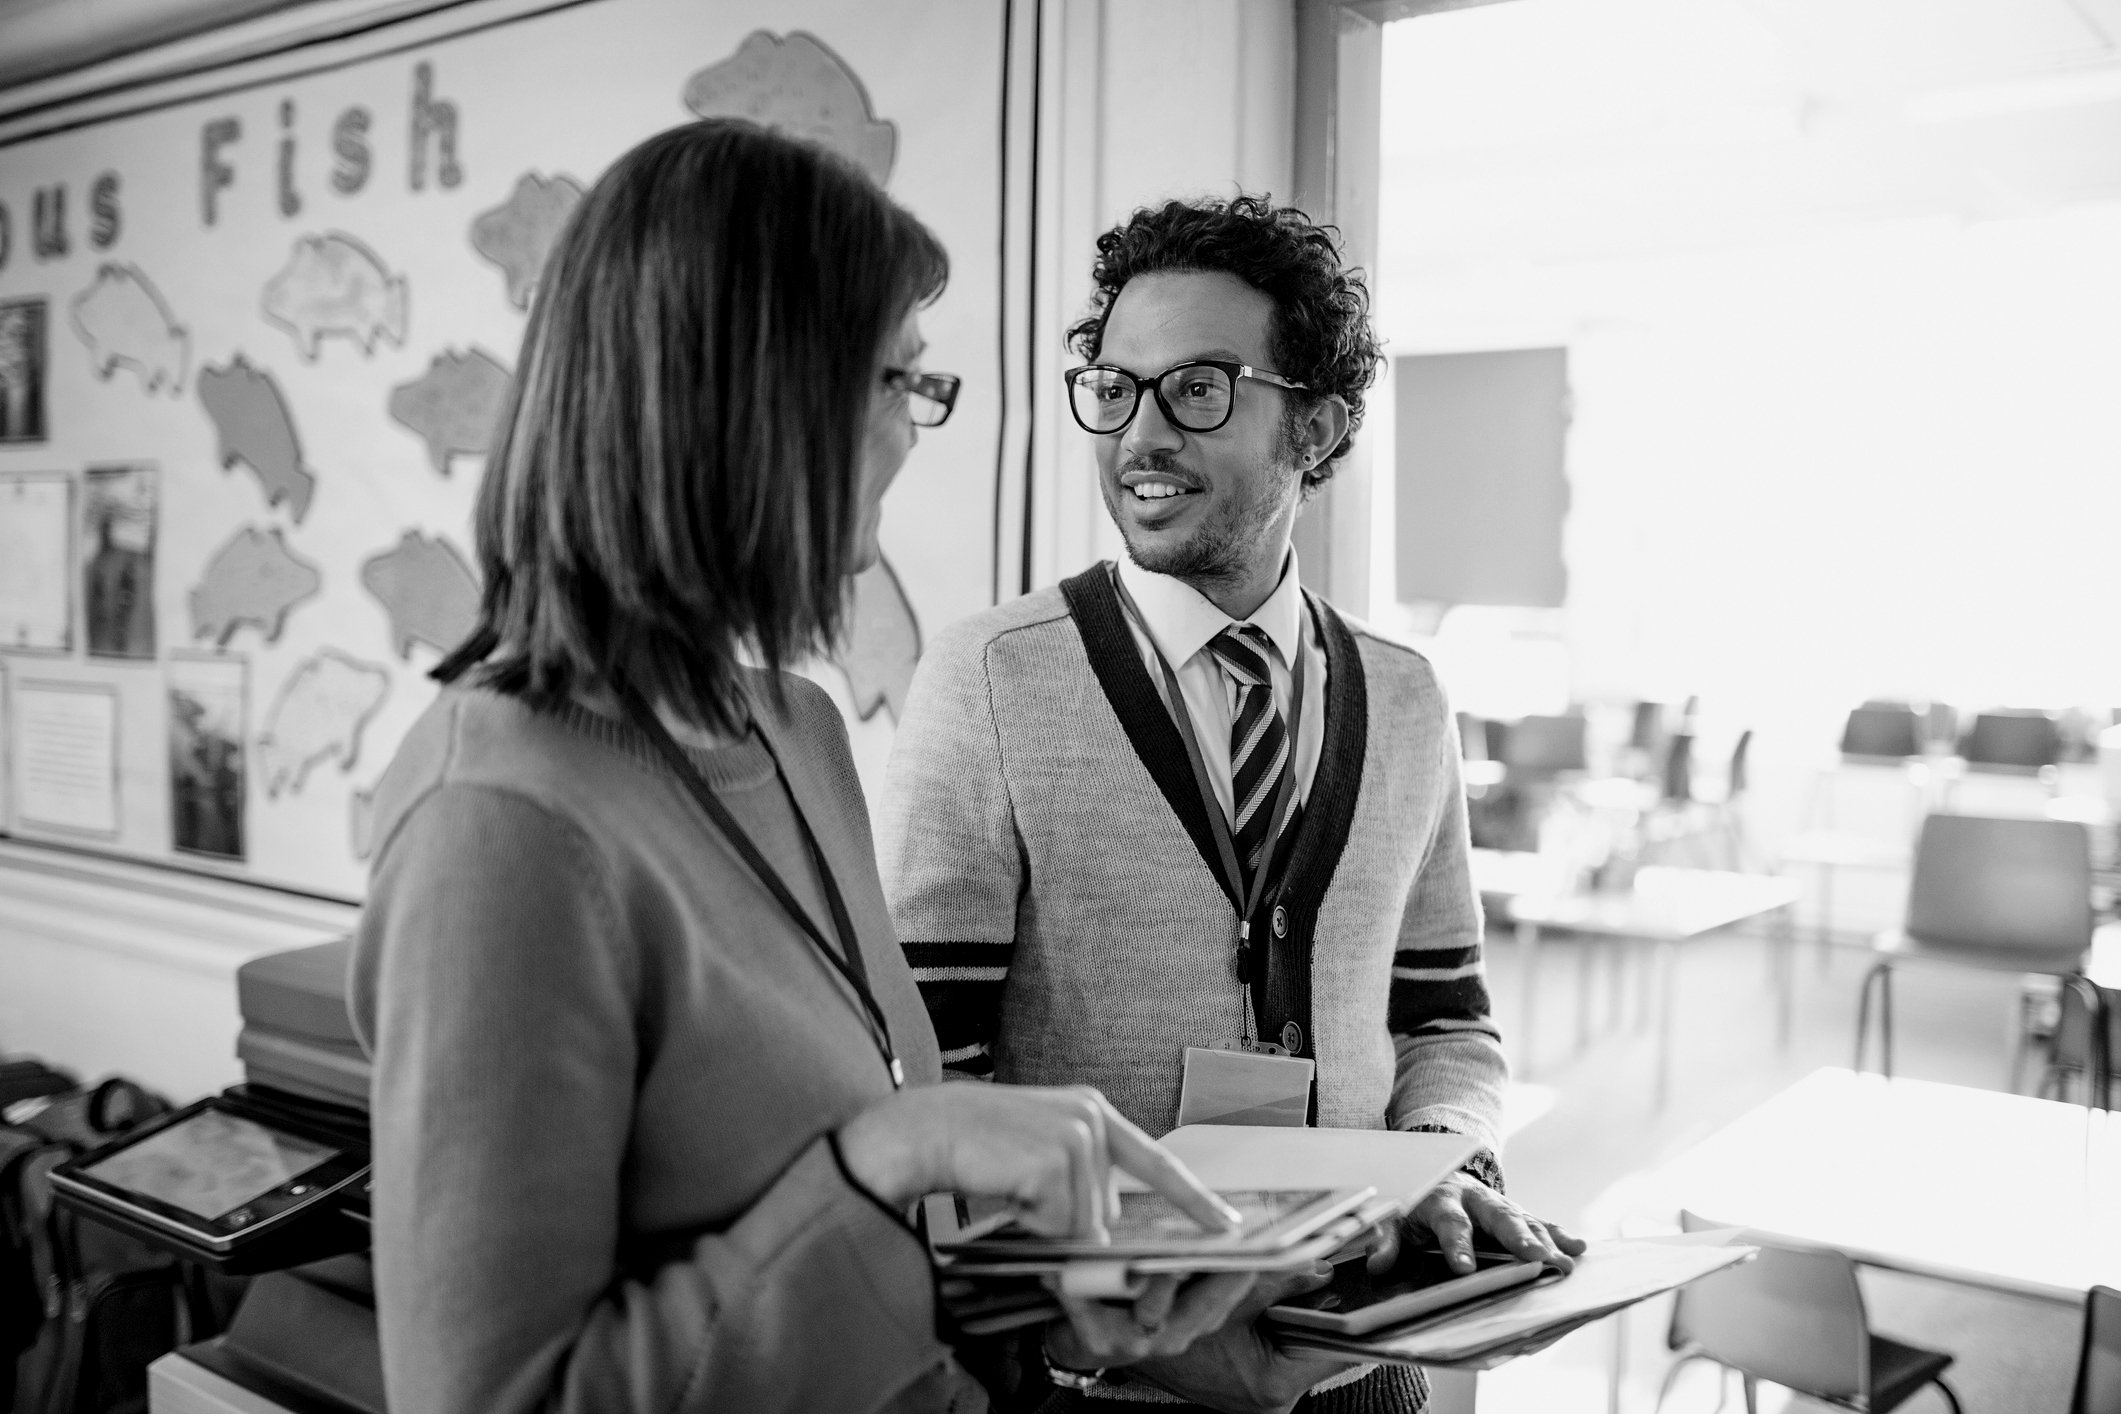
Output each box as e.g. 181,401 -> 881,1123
1062,359 -> 1313,435
882,367 -> 961,428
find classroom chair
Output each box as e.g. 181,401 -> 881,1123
1655,1212 -> 1961,1414
2075,1285 -> 2121,1414
1960,709 -> 2064,774
1854,813 -> 2111,1108
2042,970 -> 2121,1110
1841,703 -> 1925,762
1499,713 -> 1588,775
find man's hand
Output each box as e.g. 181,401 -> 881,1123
1115,1265 -> 1359,1414
1375,1172 -> 1586,1276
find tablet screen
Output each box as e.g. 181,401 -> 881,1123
84,1109 -> 337,1220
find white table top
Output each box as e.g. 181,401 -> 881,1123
1605,1067 -> 2121,1303
1471,852 -> 1798,941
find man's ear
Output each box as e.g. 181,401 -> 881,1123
1299,395 -> 1351,469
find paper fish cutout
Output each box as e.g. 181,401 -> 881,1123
198,355 -> 317,522
470,173 -> 585,311
360,530 -> 479,659
257,649 -> 390,798
683,31 -> 897,184
263,232 -> 409,360
190,526 -> 322,647
387,347 -> 512,475
833,556 -> 921,722
70,264 -> 188,394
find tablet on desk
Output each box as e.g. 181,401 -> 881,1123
1269,1247 -> 1550,1336
50,1092 -> 369,1272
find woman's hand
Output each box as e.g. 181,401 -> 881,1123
1043,1271 -> 1260,1369
837,1083 -> 1242,1240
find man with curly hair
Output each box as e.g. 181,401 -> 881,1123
883,196 -> 1580,1413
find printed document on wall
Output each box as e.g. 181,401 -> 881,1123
0,474 -> 72,652
14,681 -> 120,835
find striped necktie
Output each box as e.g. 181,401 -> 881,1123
1207,624 -> 1296,896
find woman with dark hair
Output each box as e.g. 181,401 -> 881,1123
350,120 -> 1255,1414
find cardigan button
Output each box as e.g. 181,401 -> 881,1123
1271,905 -> 1288,939
1281,1022 -> 1303,1054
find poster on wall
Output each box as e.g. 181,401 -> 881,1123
0,474 -> 72,653
167,652 -> 247,860
11,680 -> 119,836
83,463 -> 159,660
0,0 -> 1024,896
0,297 -> 46,442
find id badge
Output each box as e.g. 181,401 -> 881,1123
1177,1044 -> 1315,1127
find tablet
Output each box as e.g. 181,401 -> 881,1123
934,1186 -> 1375,1260
51,1093 -> 369,1269
1268,1247 -> 1548,1335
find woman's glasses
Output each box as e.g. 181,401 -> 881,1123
883,368 -> 962,428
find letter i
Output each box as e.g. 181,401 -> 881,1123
277,100 -> 302,218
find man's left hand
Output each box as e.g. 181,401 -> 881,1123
1363,1172 -> 1586,1276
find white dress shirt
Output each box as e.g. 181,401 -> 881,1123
1115,549 -> 1329,826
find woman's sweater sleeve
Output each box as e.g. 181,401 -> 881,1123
349,784 -> 953,1414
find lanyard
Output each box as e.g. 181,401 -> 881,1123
619,681 -> 903,1089
1108,565 -> 1308,994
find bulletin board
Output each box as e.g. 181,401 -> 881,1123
0,0 -> 1032,899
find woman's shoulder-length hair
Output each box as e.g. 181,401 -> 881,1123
436,118 -> 948,733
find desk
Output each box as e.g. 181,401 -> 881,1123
1473,853 -> 1798,1104
1612,1067 -> 2121,1303
1595,1068 -> 2120,1413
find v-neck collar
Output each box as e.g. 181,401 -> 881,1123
1059,562 -> 1367,916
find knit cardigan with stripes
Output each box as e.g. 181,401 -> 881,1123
879,565 -> 1507,1167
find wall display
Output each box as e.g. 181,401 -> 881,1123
0,0 -> 1025,895
386,348 -> 510,474
469,173 -> 583,310
0,472 -> 72,651
261,232 -> 409,360
189,527 -> 321,646
167,652 -> 246,860
69,264 -> 188,395
12,679 -> 119,835
82,463 -> 158,659
256,649 -> 389,799
198,355 -> 316,521
359,531 -> 477,659
0,297 -> 47,441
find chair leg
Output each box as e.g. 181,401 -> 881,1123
1931,1375 -> 1964,1414
1881,965 -> 1896,1080
1651,1351 -> 1704,1414
1741,1372 -> 1759,1414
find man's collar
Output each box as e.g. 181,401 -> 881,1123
1115,548 -> 1304,671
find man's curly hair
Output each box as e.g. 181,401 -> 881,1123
1066,194 -> 1383,492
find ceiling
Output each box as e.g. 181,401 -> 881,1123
1378,0 -> 2121,267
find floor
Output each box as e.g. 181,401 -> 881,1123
1466,912 -> 2090,1414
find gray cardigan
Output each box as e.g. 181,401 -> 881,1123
351,682 -> 977,1414
881,566 -> 1508,1155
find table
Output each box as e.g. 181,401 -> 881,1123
1595,1068 -> 2121,1412
1472,852 -> 1799,1105
1613,1067 -> 2121,1303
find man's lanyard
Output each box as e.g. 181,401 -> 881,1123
1108,565 -> 1308,1008
618,681 -> 904,1089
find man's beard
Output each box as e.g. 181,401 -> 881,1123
1109,446 -> 1299,598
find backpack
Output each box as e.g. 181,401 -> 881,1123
1,1074 -> 239,1414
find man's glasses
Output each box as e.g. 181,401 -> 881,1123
1063,360 -> 1311,435
883,367 -> 962,428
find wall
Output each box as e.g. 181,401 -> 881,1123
0,0 -> 1312,1098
